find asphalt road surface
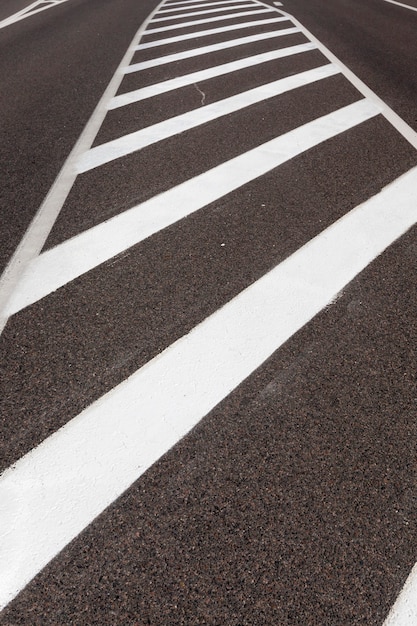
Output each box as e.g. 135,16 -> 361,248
0,0 -> 416,623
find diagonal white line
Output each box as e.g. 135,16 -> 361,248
125,27 -> 300,72
111,42 -> 316,108
136,16 -> 289,48
5,99 -> 380,316
0,0 -> 71,29
80,64 -> 338,172
163,0 -> 248,5
145,7 -> 274,33
1,163 -> 416,611
158,0 -> 254,13
150,3 -> 258,21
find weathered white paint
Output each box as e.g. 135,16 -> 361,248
383,563 -> 417,625
5,99 -> 379,315
1,163 -> 416,611
146,7 -> 274,33
158,0 -> 253,13
151,2 -> 255,21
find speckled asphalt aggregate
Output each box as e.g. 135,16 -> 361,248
0,0 -> 416,622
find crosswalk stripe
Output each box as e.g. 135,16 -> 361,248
125,27 -> 300,72
150,3 -> 255,21
163,0 -> 242,6
158,0 -> 253,13
6,99 -> 379,316
80,65 -> 339,172
1,163 -> 416,612
110,42 -> 316,107
137,16 -> 289,48
145,8 -> 274,33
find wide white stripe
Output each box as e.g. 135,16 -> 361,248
145,7 -> 274,33
137,16 -> 288,48
1,164 -> 416,611
126,27 -> 299,72
151,3 -> 257,21
80,64 -> 338,172
6,100 -> 379,316
158,0 -> 253,13
384,563 -> 417,625
111,42 -> 316,108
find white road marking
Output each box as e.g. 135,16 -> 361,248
383,563 -> 417,625
158,0 -> 253,13
0,0 -> 71,29
137,16 -> 289,48
381,0 -> 417,12
276,7 -> 417,150
1,164 -> 416,611
274,1 -> 283,5
151,3 -> 255,21
79,64 -> 338,172
110,42 -> 316,107
146,7 -> 274,33
5,99 -> 379,315
126,27 -> 299,72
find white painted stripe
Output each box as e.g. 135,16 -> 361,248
1,164 -> 416,611
0,0 -> 71,29
384,563 -> 417,625
278,8 -> 417,149
137,16 -> 288,48
274,1 -> 283,5
6,99 -> 379,315
151,3 -> 257,21
81,64 -> 338,172
381,0 -> 417,12
163,0 -> 242,5
145,7 -> 274,33
126,27 -> 299,72
111,42 -> 316,107
158,0 -> 253,13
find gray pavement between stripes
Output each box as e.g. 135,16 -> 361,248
0,0 -> 416,623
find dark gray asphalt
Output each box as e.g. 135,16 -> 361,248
1,0 -> 416,623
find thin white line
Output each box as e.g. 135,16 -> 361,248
264,4 -> 417,149
136,16 -> 288,48
1,164 -> 416,611
0,0 -> 71,29
6,99 -> 379,315
125,27 -> 299,72
158,0 -> 253,13
151,3 -> 257,21
0,0 -> 167,334
383,562 -> 417,625
80,64 -> 338,172
145,7 -> 274,33
111,42 -> 316,107
163,0 -> 241,5
381,0 -> 417,12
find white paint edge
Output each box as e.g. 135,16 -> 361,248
0,0 -> 167,335
261,3 -> 417,149
1,163 -> 416,611
5,99 -> 379,315
109,42 -> 316,107
136,16 -> 288,48
383,562 -> 417,625
151,2 -> 255,21
125,27 -> 299,73
79,64 -> 338,172
158,0 -> 253,13
0,0 -> 71,29
145,7 -> 274,33
381,0 -> 417,12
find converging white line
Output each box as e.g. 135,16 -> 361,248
1,164 -> 416,611
5,99 -> 379,315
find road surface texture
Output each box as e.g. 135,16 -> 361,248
0,0 -> 416,623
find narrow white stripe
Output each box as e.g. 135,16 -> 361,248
80,64 -> 338,172
151,3 -> 257,21
137,16 -> 289,48
163,0 -> 242,5
126,27 -> 299,72
158,0 -> 252,13
384,563 -> 417,625
0,0 -> 71,29
381,0 -> 417,12
1,164 -> 416,611
111,42 -> 316,108
145,7 -> 274,33
6,100 -> 379,315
